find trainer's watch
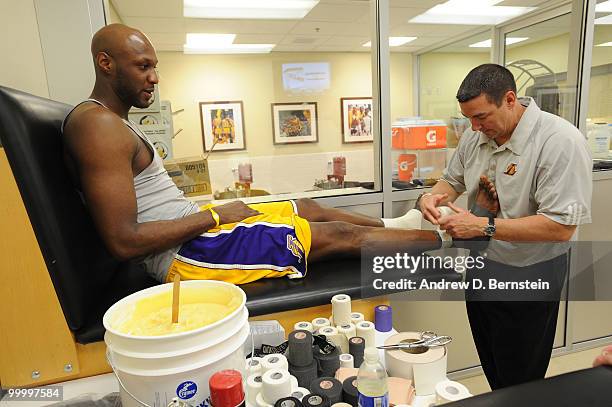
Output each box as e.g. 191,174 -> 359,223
483,215 -> 496,237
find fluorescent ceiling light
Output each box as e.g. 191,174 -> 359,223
409,0 -> 536,25
184,0 -> 319,19
184,33 -> 275,54
469,37 -> 528,47
596,1 -> 612,12
362,37 -> 417,47
596,41 -> 612,46
595,14 -> 612,24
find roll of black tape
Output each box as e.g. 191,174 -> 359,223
309,377 -> 343,405
348,337 -> 365,368
289,359 -> 318,388
302,394 -> 331,407
288,330 -> 314,367
275,397 -> 304,407
341,376 -> 358,407
314,346 -> 340,377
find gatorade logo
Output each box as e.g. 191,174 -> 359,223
177,381 -> 198,400
399,161 -> 409,171
426,129 -> 437,144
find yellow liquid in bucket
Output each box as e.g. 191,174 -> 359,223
114,286 -> 242,336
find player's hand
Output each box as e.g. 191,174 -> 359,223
420,193 -> 449,225
213,201 -> 261,224
593,345 -> 612,367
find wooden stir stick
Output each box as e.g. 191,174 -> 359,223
172,273 -> 181,324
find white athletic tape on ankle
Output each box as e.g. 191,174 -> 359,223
436,230 -> 452,248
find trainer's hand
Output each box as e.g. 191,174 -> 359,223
420,193 -> 449,225
593,345 -> 612,367
213,201 -> 260,224
438,202 -> 487,239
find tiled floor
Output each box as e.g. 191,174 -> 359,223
457,346 -> 606,396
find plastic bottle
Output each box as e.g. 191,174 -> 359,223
357,347 -> 389,407
588,123 -> 610,159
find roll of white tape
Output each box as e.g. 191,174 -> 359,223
256,392 -> 273,407
291,387 -> 310,401
262,369 -> 293,404
262,353 -> 289,372
247,374 -> 264,406
337,323 -> 356,340
290,375 -> 299,390
355,321 -> 376,348
312,317 -> 331,332
332,403 -> 352,407
384,332 -> 447,396
294,321 -> 315,333
350,312 -> 365,324
435,380 -> 472,405
319,326 -> 348,354
246,357 -> 263,375
331,294 -> 352,326
339,353 -> 354,368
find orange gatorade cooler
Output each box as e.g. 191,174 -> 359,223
392,119 -> 447,150
398,153 -> 417,181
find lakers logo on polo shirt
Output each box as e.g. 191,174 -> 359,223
504,163 -> 517,176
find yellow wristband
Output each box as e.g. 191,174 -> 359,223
209,208 -> 220,228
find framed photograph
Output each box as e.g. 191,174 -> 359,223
341,97 -> 373,143
199,101 -> 246,152
271,102 -> 318,144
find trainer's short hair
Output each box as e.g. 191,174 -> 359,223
456,64 -> 517,106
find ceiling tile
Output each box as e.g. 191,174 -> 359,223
321,35 -> 370,46
391,23 -> 484,38
123,17 -> 185,33
303,3 -> 369,22
112,0 -> 182,18
290,21 -> 369,36
184,19 -> 298,34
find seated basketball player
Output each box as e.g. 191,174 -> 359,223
62,24 -> 498,284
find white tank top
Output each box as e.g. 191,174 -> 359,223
62,99 -> 199,281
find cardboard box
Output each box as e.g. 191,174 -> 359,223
392,120 -> 447,150
164,157 -> 212,197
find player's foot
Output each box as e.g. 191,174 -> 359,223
471,175 -> 499,217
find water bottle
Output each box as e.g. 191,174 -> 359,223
357,347 -> 389,407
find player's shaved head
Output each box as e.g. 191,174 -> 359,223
91,24 -> 153,72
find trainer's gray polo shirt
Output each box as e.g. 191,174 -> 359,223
441,97 -> 592,267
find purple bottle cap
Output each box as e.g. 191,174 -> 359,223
374,305 -> 392,332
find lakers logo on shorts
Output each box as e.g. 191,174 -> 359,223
287,235 -> 304,263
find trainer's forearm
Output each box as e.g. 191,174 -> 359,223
430,180 -> 461,204
493,215 -> 576,242
107,210 -> 216,260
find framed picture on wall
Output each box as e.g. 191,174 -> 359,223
341,97 -> 373,143
271,102 -> 318,144
199,101 -> 246,152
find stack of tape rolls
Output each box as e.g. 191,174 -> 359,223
350,313 -> 364,324
274,397 -> 303,407
302,394 -> 331,407
294,321 -> 315,333
387,377 -> 415,406
384,332 -> 447,396
314,346 -> 341,377
339,354 -> 354,369
355,321 -> 375,349
247,357 -> 264,375
319,326 -> 348,354
262,369 -> 293,405
263,354 -> 290,372
341,376 -> 358,407
309,377 -> 343,404
331,294 -> 352,327
291,387 -> 311,401
312,318 -> 331,332
435,380 -> 472,405
247,374 -> 264,406
337,323 -> 356,340
348,337 -> 365,367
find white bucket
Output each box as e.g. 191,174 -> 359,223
103,280 -> 249,407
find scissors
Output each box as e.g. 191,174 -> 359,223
377,331 -> 452,350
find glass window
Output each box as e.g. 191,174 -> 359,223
109,0 -> 379,202
587,7 -> 612,143
504,13 -> 573,121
